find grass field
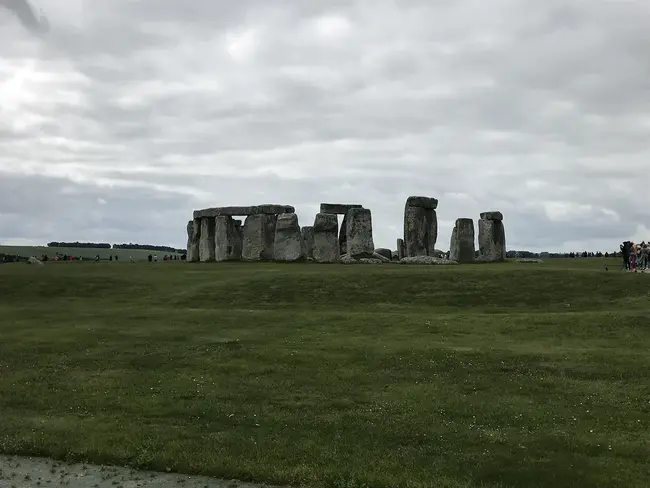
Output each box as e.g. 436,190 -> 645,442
0,245 -> 182,261
0,259 -> 648,488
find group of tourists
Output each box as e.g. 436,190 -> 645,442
621,241 -> 649,271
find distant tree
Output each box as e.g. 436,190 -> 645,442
47,241 -> 110,249
112,243 -> 184,253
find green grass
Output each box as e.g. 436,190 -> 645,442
0,245 -> 180,261
0,259 -> 648,488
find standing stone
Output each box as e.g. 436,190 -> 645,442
198,218 -> 216,262
404,196 -> 438,257
187,219 -> 200,262
313,213 -> 339,263
215,216 -> 243,262
274,213 -> 304,262
346,208 -> 375,258
449,218 -> 475,264
478,215 -> 507,262
397,238 -> 406,260
301,226 -> 315,260
242,214 -> 278,261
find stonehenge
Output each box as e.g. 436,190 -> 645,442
449,218 -> 475,264
215,216 -> 242,262
313,213 -> 340,263
185,199 -> 507,265
273,213 -> 304,262
346,208 -> 375,258
301,226 -> 315,260
320,203 -> 363,255
404,196 -> 438,257
397,238 -> 406,260
242,214 -> 278,261
199,217 -> 215,262
374,248 -> 392,261
478,212 -> 507,262
186,219 -> 200,262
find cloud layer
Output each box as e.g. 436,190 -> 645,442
1,0 -> 650,251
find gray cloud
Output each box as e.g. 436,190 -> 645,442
1,0 -> 649,252
0,0 -> 48,33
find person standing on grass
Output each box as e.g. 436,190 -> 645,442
641,241 -> 649,270
621,241 -> 630,269
629,243 -> 636,272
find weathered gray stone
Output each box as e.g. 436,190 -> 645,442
313,213 -> 339,263
397,238 -> 406,260
186,219 -> 200,262
273,213 -> 304,262
346,208 -> 375,258
404,198 -> 438,257
405,196 -> 438,210
480,211 -> 503,221
372,252 -> 392,263
392,251 -> 400,260
400,256 -> 457,265
340,254 -> 384,264
194,204 -> 295,219
449,218 -> 475,264
27,256 -> 43,265
301,226 -> 315,259
199,217 -> 216,262
215,216 -> 243,262
478,218 -> 507,262
242,214 -> 278,261
320,203 -> 363,215
374,248 -> 392,260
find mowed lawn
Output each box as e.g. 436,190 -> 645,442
0,259 -> 648,488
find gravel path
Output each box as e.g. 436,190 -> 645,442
0,455 -> 280,488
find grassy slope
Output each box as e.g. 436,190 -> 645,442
0,259 -> 648,488
0,245 -> 181,261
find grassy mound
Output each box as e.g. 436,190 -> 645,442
0,259 -> 648,488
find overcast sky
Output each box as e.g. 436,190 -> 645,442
1,0 -> 649,252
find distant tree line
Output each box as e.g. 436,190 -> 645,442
45,242 -> 185,253
47,241 -> 111,249
112,243 -> 185,253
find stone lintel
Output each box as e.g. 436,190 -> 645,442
319,203 -> 363,215
480,211 -> 503,221
405,196 -> 438,210
193,204 -> 295,219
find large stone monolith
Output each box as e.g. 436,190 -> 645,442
404,196 -> 438,257
478,212 -> 506,262
346,208 -> 375,258
313,213 -> 339,263
449,218 -> 475,264
274,213 -> 304,262
186,219 -> 200,262
301,226 -> 315,260
242,214 -> 278,261
397,238 -> 406,260
215,216 -> 243,262
199,217 -> 216,262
